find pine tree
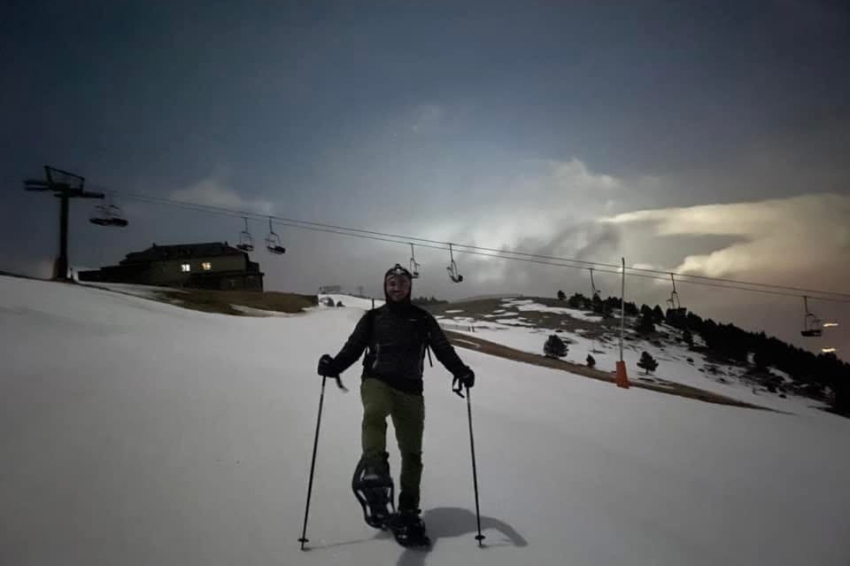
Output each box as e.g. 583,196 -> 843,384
544,334 -> 568,359
636,312 -> 656,334
592,293 -> 603,313
754,351 -> 769,371
637,351 -> 659,375
833,377 -> 850,416
682,328 -> 694,347
586,354 -> 596,368
557,290 -> 566,301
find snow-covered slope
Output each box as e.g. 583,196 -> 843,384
436,298 -> 831,414
2,277 -> 849,566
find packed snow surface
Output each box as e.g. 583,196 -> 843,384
2,277 -> 848,566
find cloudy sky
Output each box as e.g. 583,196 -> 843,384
2,0 -> 849,357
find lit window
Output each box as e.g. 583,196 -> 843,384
181,264 -> 191,272
202,262 -> 212,271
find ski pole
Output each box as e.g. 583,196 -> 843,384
298,375 -> 328,550
465,386 -> 486,546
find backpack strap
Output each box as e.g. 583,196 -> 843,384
421,314 -> 434,368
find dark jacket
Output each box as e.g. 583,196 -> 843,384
330,303 -> 469,395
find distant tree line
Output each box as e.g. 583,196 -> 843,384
559,291 -> 648,319
558,291 -> 849,415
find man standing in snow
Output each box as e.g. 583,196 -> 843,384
317,264 -> 475,545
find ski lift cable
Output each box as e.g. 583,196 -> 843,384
112,191 -> 850,302
106,190 -> 850,303
456,243 -> 850,300
108,190 -> 850,302
88,189 -> 775,282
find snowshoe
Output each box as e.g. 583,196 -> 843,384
352,456 -> 395,529
389,510 -> 431,548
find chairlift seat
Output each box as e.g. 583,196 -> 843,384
265,231 -> 285,254
90,203 -> 128,228
90,216 -> 127,227
801,329 -> 822,338
238,233 -> 254,252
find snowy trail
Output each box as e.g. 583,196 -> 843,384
1,277 -> 848,565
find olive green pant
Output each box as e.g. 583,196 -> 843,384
360,377 -> 425,510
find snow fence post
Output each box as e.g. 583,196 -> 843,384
616,360 -> 630,389
617,257 -> 630,389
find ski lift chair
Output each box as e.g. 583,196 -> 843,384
236,218 -> 254,252
90,204 -> 112,226
90,201 -> 129,227
666,273 -> 683,310
801,316 -> 823,337
446,243 -> 463,283
265,218 -> 286,254
104,205 -> 128,227
665,273 -> 688,321
800,296 -> 823,338
409,244 -> 420,278
589,268 -> 599,299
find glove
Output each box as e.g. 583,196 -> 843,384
316,354 -> 349,392
317,354 -> 338,377
452,367 -> 475,397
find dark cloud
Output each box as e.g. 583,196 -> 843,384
2,1 -> 849,361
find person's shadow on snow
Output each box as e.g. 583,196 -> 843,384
387,507 -> 527,566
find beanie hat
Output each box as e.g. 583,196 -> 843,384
384,263 -> 413,303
